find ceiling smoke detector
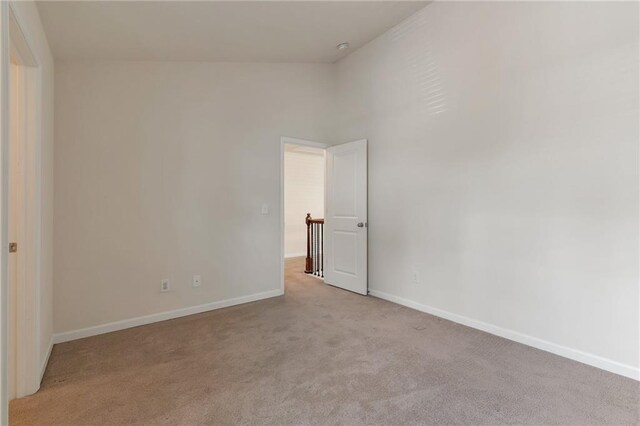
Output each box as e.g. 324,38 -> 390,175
336,42 -> 350,51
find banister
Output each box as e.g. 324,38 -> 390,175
305,213 -> 324,277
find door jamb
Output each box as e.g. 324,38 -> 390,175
280,137 -> 328,294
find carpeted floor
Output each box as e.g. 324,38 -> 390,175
9,257 -> 639,425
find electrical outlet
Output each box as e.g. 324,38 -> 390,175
192,275 -> 202,287
261,203 -> 269,215
412,270 -> 419,284
160,279 -> 170,292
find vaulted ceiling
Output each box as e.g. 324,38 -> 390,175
37,1 -> 428,63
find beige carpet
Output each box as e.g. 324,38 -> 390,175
10,257 -> 639,425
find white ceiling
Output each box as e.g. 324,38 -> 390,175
36,1 -> 428,63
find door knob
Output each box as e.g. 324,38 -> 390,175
357,222 -> 365,228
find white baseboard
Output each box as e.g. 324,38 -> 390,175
40,335 -> 53,382
369,289 -> 639,381
284,252 -> 306,259
53,289 -> 284,344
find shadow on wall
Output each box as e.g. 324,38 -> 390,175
391,7 -> 448,117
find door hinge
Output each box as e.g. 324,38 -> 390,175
9,242 -> 17,253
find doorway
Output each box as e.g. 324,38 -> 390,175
280,138 -> 327,293
279,137 -> 368,296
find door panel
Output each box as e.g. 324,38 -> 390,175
8,62 -> 20,401
324,139 -> 367,295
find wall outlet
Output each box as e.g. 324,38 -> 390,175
412,270 -> 419,284
192,275 -> 202,287
261,203 -> 269,215
160,279 -> 170,292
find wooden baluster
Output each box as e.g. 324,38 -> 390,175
305,214 -> 312,273
318,222 -> 321,277
312,221 -> 315,274
320,222 -> 323,277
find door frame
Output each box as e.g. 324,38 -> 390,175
280,137 -> 328,293
2,1 -> 42,411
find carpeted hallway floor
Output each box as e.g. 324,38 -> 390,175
9,257 -> 639,425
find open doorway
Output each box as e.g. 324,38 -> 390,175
280,138 -> 327,294
279,137 -> 368,296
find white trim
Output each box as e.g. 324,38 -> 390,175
53,289 -> 283,344
280,136 -> 328,294
284,252 -> 306,259
369,289 -> 640,381
38,335 -> 52,382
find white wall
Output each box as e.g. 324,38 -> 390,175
335,2 -> 639,377
54,61 -> 334,334
9,1 -> 54,381
284,147 -> 324,258
51,2 -> 638,380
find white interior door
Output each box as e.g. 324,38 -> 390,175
324,139 -> 367,295
7,34 -> 40,399
7,62 -> 21,401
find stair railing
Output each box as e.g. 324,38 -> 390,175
305,213 -> 324,277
